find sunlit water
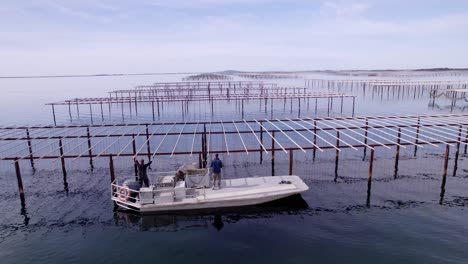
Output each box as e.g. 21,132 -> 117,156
1,72 -> 468,264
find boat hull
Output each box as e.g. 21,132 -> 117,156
112,175 -> 309,213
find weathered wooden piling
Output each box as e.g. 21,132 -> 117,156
14,159 -> 25,205
146,125 -> 151,161
440,145 -> 450,204
132,135 -> 137,178
334,131 -> 340,181
394,129 -> 401,178
109,155 -> 115,183
58,139 -> 67,182
25,128 -> 35,169
86,127 -> 94,169
453,126 -> 462,176
414,117 -> 420,156
271,131 -> 275,176
289,149 -> 293,175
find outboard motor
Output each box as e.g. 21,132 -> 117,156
122,180 -> 141,202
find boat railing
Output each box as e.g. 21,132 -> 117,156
111,179 -> 207,205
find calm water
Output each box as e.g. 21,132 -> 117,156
1,73 -> 468,264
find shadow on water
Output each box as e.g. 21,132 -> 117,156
112,194 -> 309,231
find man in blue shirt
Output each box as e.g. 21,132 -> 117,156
210,154 -> 223,189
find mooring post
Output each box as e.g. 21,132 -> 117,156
439,144 -> 450,204
334,131 -> 340,182
86,127 -> 94,170
89,103 -> 93,124
68,102 -> 72,122
394,128 -> 401,179
289,149 -> 293,176
58,139 -> 68,191
146,125 -> 151,161
260,121 -> 263,164
363,118 -> 368,160
25,128 -> 35,169
51,104 -> 57,126
132,135 -> 137,178
100,102 -> 104,122
271,131 -> 275,176
109,155 -> 115,183
367,148 -> 375,206
313,120 -> 317,161
453,125 -> 462,176
14,159 -> 25,205
151,101 -> 155,121
414,117 -> 420,157
464,126 -> 468,155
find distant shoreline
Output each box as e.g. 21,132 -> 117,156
1,68 -> 468,79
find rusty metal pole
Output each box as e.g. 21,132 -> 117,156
86,127 -> 94,170
14,159 -> 25,205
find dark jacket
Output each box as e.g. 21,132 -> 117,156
135,160 -> 152,179
210,158 -> 223,173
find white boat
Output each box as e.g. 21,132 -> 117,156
111,163 -> 309,213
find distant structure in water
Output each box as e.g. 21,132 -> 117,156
183,73 -> 232,81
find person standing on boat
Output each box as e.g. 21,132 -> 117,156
210,154 -> 223,189
134,158 -> 152,187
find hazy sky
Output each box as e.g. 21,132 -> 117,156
1,0 -> 468,75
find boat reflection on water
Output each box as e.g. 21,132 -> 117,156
113,194 -> 309,232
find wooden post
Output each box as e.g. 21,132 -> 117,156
109,155 -> 115,183
452,126 -> 462,176
368,148 -> 375,182
146,125 -> 151,161
443,145 -> 450,179
260,121 -> 263,164
100,102 -> 104,122
271,131 -> 275,176
132,135 -> 137,178
25,128 -> 35,169
440,145 -> 450,204
59,139 -> 68,191
151,101 -> 155,121
363,118 -> 368,160
414,117 -> 420,157
334,131 -> 340,181
313,120 -> 317,161
68,102 -> 72,121
289,149 -> 293,175
89,103 -> 93,124
464,126 -> 467,155
394,128 -> 401,179
51,104 -> 57,126
86,127 -> 94,169
14,159 -> 25,205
